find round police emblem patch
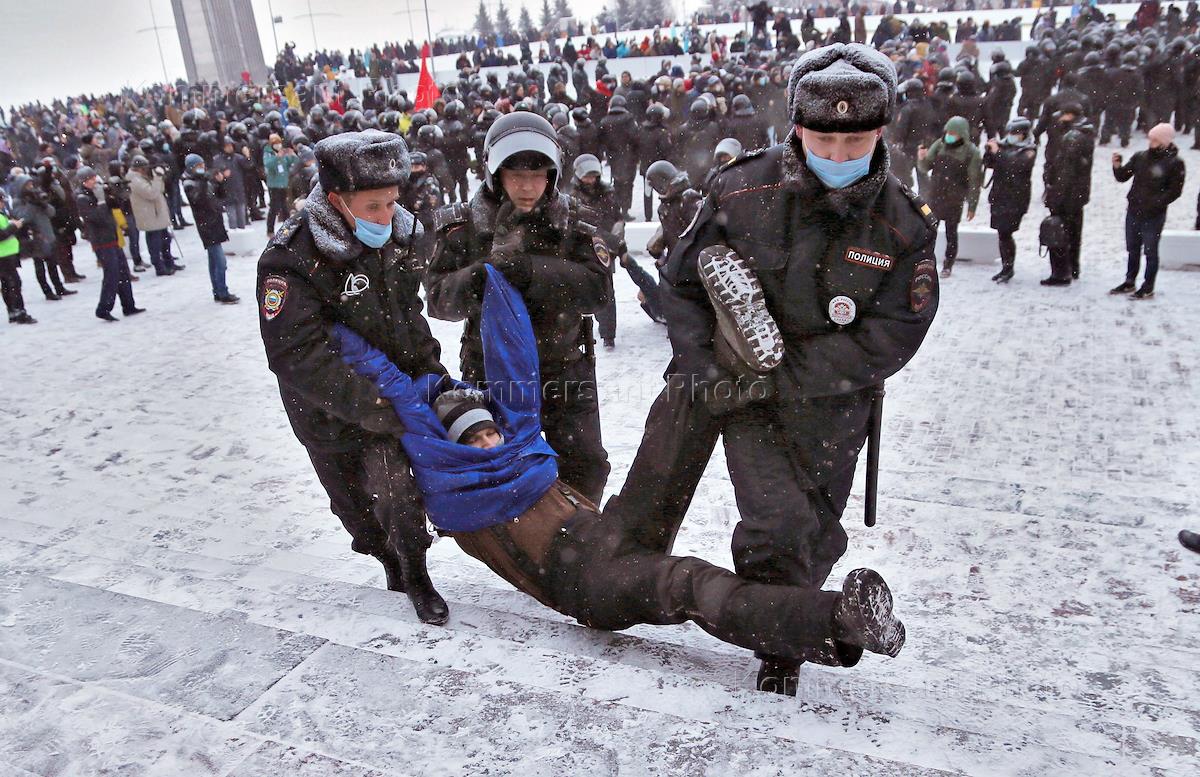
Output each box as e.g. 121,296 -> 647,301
836,100 -> 850,115
828,295 -> 856,326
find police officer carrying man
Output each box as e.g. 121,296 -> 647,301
256,130 -> 451,625
606,43 -> 940,696
425,113 -> 612,505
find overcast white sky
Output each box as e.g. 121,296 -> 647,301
2,0 -> 636,109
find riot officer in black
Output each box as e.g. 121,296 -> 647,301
256,130 -> 450,625
438,100 -> 472,203
606,43 -> 939,696
983,117 -> 1037,283
643,160 -> 703,268
425,113 -> 612,504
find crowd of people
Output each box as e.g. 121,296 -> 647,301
6,2 -> 1199,328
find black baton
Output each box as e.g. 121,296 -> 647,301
865,382 -> 886,528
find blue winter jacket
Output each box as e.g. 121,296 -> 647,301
332,265 -> 559,532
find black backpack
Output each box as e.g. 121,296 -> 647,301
1039,215 -> 1068,255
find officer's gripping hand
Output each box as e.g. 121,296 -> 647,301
489,201 -> 532,290
690,364 -> 775,418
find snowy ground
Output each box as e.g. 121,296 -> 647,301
2,134 -> 1199,776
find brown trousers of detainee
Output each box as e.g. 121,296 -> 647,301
449,481 -> 861,666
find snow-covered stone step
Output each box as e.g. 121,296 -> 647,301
875,470 -> 1193,530
676,499 -> 1199,651
13,479 -> 1196,669
11,472 -> 1200,647
0,570 -> 960,777
4,501 -> 1197,696
5,534 -> 1194,775
19,553 -> 1157,777
3,503 -> 1199,735
0,659 -> 394,777
236,641 -> 965,777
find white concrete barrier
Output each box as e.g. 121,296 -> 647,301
934,225 -> 1000,263
1158,230 -> 1200,272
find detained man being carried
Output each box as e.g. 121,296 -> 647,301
328,258 -> 906,668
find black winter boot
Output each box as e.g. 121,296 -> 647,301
1180,530 -> 1200,554
832,569 -> 906,658
697,245 -> 784,374
373,552 -> 406,593
400,551 -> 449,625
756,656 -> 801,696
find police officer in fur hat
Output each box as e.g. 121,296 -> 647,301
606,43 -> 940,696
256,130 -> 451,625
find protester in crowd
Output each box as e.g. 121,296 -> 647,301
182,154 -> 239,305
126,156 -> 182,276
1110,123 -> 1186,300
74,166 -> 143,322
917,115 -> 982,278
263,134 -> 298,235
983,117 -> 1037,283
10,171 -> 72,302
0,188 -> 35,324
213,136 -> 251,231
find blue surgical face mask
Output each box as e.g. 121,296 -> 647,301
944,133 -> 959,145
805,145 -> 873,189
1005,133 -> 1023,145
353,215 -> 392,248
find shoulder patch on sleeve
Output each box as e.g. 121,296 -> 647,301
261,275 -> 289,320
910,259 -> 937,314
591,236 -> 611,268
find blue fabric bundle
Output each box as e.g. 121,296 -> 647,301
332,264 -> 559,532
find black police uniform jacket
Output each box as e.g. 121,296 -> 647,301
662,139 -> 940,488
257,184 -> 446,452
984,140 -> 1037,233
425,188 -> 610,376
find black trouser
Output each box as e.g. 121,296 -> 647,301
94,244 -> 136,316
595,273 -> 616,341
998,229 -> 1017,273
1018,91 -> 1046,120
466,353 -> 610,505
306,437 -> 433,561
453,483 -> 857,666
624,254 -> 664,321
448,163 -> 470,203
126,212 -> 143,264
266,187 -> 289,233
1048,207 -> 1084,281
54,238 -> 81,280
1125,210 -> 1166,290
613,164 -> 637,214
1102,107 -> 1135,146
942,216 -> 960,270
606,384 -> 857,666
542,357 -> 610,504
1,262 -> 24,315
33,255 -> 66,297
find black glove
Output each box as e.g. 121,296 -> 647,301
693,365 -> 775,418
489,201 -> 532,290
490,252 -> 532,291
360,400 -> 406,437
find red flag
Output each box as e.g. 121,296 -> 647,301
414,42 -> 440,111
